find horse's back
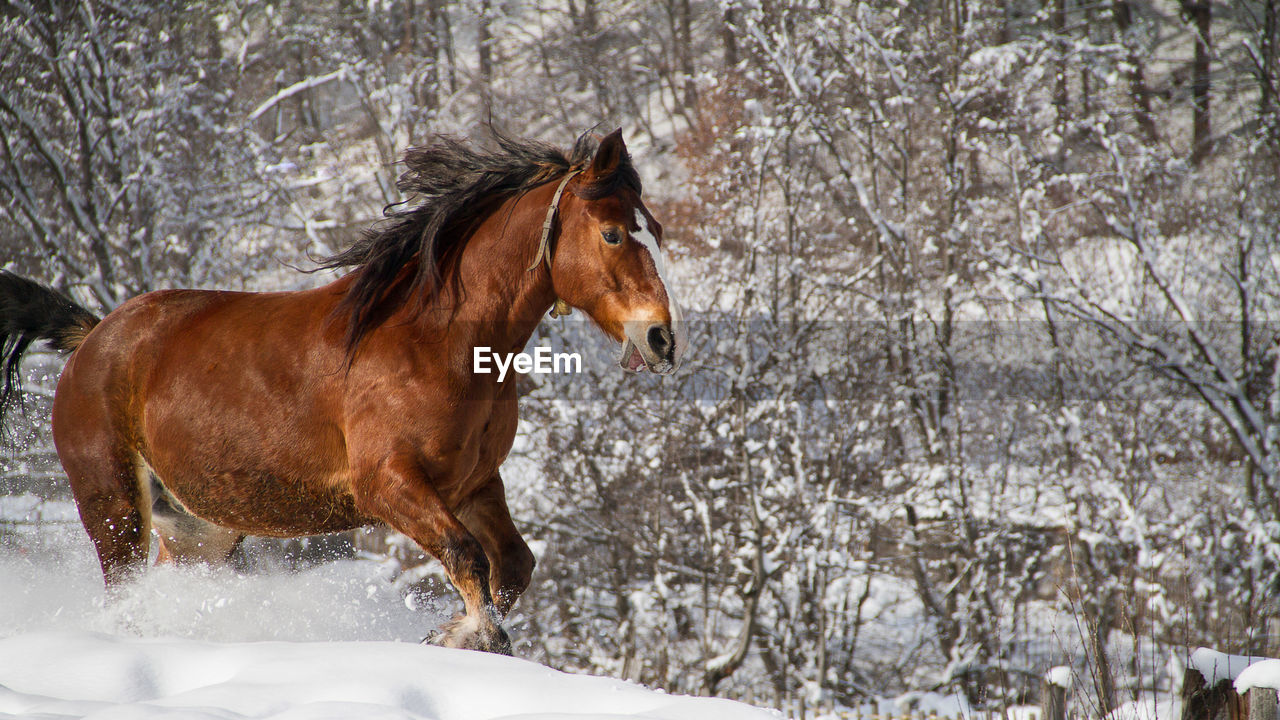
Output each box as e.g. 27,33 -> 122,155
56,287 -> 328,424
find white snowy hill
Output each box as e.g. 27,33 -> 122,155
0,631 -> 776,720
0,504 -> 777,720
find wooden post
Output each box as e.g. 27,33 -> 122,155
1044,682 -> 1067,720
1044,667 -> 1072,720
1248,688 -> 1278,720
1181,667 -> 1242,720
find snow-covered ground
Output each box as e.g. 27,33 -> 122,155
0,502 -> 778,720
0,501 -> 432,643
0,632 -> 776,719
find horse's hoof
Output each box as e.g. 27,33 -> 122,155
430,614 -> 512,655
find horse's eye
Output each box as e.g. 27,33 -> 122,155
602,229 -> 622,245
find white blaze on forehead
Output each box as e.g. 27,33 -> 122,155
632,209 -> 686,362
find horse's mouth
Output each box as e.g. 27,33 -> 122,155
618,337 -> 675,374
618,318 -> 682,375
619,337 -> 648,372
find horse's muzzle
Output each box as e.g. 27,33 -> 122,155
620,322 -> 679,374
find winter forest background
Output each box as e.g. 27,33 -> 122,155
3,0 -> 1280,717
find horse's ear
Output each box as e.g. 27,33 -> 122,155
588,128 -> 626,178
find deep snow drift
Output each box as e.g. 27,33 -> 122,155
0,500 -> 776,720
0,632 -> 776,719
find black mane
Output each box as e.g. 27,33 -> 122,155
319,130 -> 640,352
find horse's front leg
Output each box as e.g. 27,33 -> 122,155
457,475 -> 536,618
353,454 -> 510,654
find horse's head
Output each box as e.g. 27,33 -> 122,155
551,130 -> 687,374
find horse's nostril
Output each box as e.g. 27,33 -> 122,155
647,325 -> 673,359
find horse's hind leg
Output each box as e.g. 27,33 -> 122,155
456,475 -> 535,618
59,446 -> 150,588
52,355 -> 154,588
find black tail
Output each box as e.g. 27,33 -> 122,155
0,271 -> 101,422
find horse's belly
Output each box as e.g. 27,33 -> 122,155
156,467 -> 372,537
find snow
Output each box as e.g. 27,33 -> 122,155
912,693 -> 971,718
247,69 -> 348,120
1006,705 -> 1041,720
1044,665 -> 1072,689
0,514 -> 777,720
1236,659 -> 1280,694
863,691 -> 973,720
0,632 -> 777,720
1105,698 -> 1181,720
1190,648 -> 1260,685
0,536 -> 434,643
0,493 -> 80,524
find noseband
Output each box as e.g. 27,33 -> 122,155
527,170 -> 581,319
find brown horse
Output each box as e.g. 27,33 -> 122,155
0,129 -> 685,654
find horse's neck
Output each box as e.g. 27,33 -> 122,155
443,206 -> 556,354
